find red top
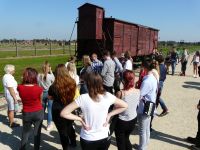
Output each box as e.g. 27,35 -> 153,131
18,84 -> 43,113
136,69 -> 148,89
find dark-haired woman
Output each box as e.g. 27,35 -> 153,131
137,60 -> 158,150
115,70 -> 140,150
48,64 -> 76,150
135,61 -> 148,89
60,72 -> 128,150
18,68 -> 44,150
38,61 -> 54,131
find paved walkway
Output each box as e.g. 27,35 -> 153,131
0,57 -> 199,150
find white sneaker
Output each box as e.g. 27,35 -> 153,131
46,124 -> 53,131
193,75 -> 196,78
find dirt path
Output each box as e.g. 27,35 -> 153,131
0,56 -> 199,150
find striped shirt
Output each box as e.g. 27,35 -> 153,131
91,59 -> 103,74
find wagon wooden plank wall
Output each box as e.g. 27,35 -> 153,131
77,3 -> 159,59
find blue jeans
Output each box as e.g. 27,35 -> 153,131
138,114 -> 151,150
158,81 -> 168,111
171,60 -> 176,75
42,91 -> 53,125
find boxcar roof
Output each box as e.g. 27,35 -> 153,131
104,18 -> 159,31
78,3 -> 104,10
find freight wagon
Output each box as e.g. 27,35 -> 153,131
76,3 -> 159,59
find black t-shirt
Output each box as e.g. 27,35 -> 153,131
48,85 -> 73,126
171,52 -> 178,60
48,85 -> 65,110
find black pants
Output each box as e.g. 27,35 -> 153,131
20,109 -> 44,150
196,112 -> 200,146
181,61 -> 187,75
80,137 -> 111,150
115,117 -> 137,150
113,73 -> 121,94
103,85 -> 113,94
52,101 -> 74,150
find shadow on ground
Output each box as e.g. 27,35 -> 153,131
150,130 -> 190,149
129,123 -> 190,149
183,81 -> 200,90
0,112 -> 83,150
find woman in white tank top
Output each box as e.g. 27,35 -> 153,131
191,51 -> 200,78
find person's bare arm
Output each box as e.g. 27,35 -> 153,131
8,87 -> 18,103
60,101 -> 91,130
103,98 -> 128,127
116,90 -> 122,99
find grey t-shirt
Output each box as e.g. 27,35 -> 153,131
101,58 -> 115,87
38,73 -> 55,91
119,89 -> 140,121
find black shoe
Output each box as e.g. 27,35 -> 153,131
10,122 -> 20,128
186,137 -> 197,144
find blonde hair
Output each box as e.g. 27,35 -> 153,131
82,55 -> 91,67
67,62 -> 77,78
4,64 -> 15,74
42,61 -> 50,81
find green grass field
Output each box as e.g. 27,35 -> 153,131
0,55 -> 72,93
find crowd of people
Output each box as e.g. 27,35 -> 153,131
164,47 -> 200,78
2,48 -> 200,150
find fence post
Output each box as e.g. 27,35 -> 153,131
15,39 -> 18,57
34,40 -> 37,56
63,40 -> 65,54
69,40 -> 71,56
75,40 -> 77,56
49,39 -> 52,55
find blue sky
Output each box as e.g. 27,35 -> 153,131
0,0 -> 200,42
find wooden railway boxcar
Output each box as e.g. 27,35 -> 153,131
76,3 -> 159,59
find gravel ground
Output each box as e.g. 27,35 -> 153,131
0,57 -> 199,150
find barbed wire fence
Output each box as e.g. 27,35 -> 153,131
0,39 -> 76,58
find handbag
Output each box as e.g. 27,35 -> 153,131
143,100 -> 156,116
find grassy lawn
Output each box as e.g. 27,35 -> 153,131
0,55 -> 71,93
